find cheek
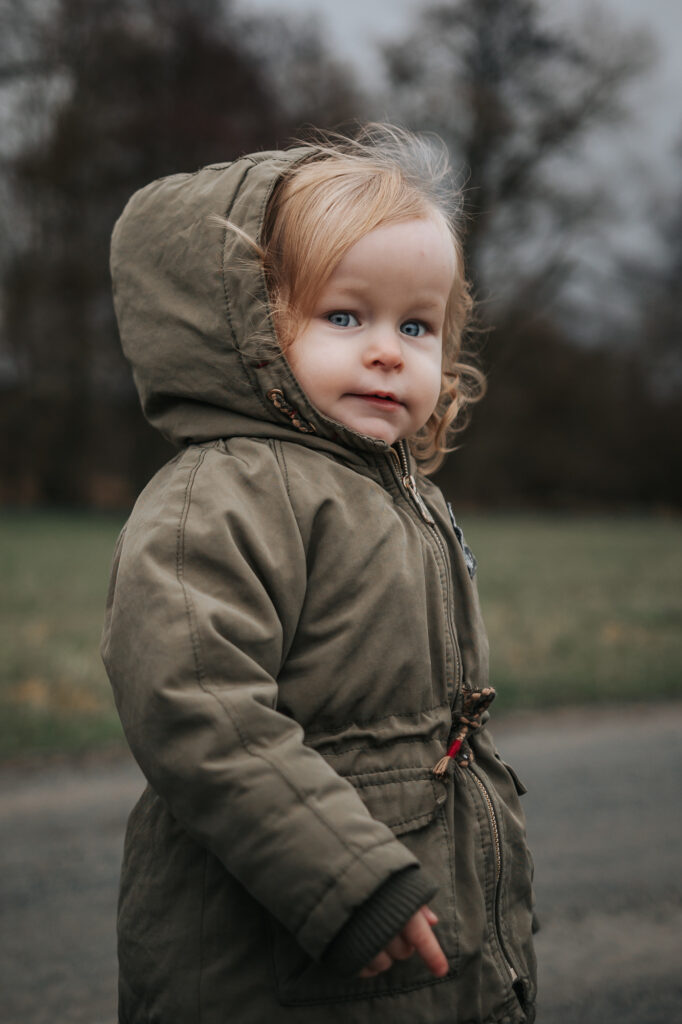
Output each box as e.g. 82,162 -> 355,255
427,381 -> 443,420
423,355 -> 444,411
286,338 -> 340,403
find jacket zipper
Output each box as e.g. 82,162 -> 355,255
469,764 -> 519,986
390,441 -> 435,524
389,443 -> 462,697
389,445 -> 519,997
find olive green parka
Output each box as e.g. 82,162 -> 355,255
102,149 -> 537,1024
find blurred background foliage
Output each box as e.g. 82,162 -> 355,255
0,0 -> 680,755
0,0 -> 680,509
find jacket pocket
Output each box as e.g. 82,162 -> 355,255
477,748 -> 537,1007
268,766 -> 458,1005
494,753 -> 528,796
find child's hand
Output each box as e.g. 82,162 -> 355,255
358,905 -> 448,979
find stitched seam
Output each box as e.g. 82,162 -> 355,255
465,770 -> 510,993
379,451 -> 458,698
390,809 -> 439,830
266,439 -> 307,668
349,775 -> 435,789
279,967 -> 454,1005
276,910 -> 525,1017
304,701 -> 450,737
221,158 -> 313,425
438,798 -> 459,967
278,949 -> 527,1017
176,448 -> 209,684
220,159 -> 276,421
479,769 -> 522,978
345,767 -> 436,779
322,745 -> 443,758
430,525 -> 458,697
294,833 -> 398,936
175,448 -> 389,933
272,439 -> 291,500
347,777 -> 441,830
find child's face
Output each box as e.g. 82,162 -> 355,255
285,218 -> 454,445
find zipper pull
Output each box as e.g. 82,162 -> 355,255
433,737 -> 466,777
403,473 -> 435,525
432,685 -> 496,776
389,442 -> 435,525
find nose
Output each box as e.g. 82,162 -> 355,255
363,326 -> 404,371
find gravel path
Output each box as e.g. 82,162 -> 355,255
1,703 -> 680,1024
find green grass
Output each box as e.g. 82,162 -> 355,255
461,513 -> 682,710
0,511 -> 127,758
1,510 -> 681,759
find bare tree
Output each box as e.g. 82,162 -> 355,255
382,0 -> 653,317
633,141 -> 682,399
0,0 -> 364,504
375,0 -> 674,508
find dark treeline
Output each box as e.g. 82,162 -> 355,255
0,0 -> 680,510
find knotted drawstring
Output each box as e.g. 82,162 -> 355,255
432,686 -> 496,777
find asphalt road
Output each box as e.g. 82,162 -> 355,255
1,703 -> 680,1024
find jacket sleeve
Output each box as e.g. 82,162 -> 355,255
101,442 -> 430,970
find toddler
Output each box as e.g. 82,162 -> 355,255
103,125 -> 536,1024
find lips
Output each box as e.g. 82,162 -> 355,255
354,391 -> 404,407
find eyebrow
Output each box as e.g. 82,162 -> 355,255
409,298 -> 448,315
323,281 -> 448,312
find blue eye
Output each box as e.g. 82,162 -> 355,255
401,320 -> 427,338
326,311 -> 359,328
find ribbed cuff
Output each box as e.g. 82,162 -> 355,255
319,865 -> 439,978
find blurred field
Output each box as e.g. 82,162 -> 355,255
1,510 -> 680,759
464,514 -> 682,710
0,512 -> 126,758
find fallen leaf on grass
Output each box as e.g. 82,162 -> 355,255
10,677 -> 105,714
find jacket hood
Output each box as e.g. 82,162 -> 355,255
110,150 -> 392,461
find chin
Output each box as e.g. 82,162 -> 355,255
337,413 -> 402,445
364,427 -> 400,445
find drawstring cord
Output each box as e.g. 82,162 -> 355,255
432,686 -> 496,777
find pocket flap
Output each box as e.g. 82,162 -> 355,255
345,768 -> 447,836
494,752 -> 528,796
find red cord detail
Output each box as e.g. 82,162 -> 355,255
446,738 -> 463,759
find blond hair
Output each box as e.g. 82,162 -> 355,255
247,125 -> 484,472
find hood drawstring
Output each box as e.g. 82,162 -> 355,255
432,686 -> 496,776
266,388 -> 316,434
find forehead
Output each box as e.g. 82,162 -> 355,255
325,217 -> 456,303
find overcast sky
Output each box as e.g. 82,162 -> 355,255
235,0 -> 681,163
233,0 -> 679,331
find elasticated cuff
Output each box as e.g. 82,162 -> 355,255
319,865 -> 439,978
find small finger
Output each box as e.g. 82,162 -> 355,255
418,934 -> 448,977
404,913 -> 449,978
366,950 -> 393,974
421,905 -> 439,926
386,933 -> 415,961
